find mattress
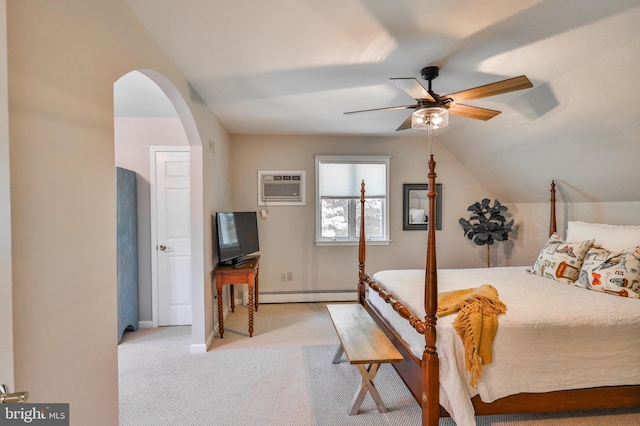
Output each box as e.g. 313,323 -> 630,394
369,266 -> 640,426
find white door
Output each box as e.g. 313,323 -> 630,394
153,148 -> 192,326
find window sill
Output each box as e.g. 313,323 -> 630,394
314,239 -> 391,247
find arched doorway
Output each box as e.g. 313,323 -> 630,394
114,70 -> 205,352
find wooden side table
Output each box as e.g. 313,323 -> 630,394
214,256 -> 260,338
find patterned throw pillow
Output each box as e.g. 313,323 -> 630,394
575,246 -> 640,298
529,233 -> 594,283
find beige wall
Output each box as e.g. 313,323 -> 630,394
6,1 -> 230,424
230,134 -> 509,295
202,128 -> 233,337
230,135 -> 640,294
506,200 -> 640,266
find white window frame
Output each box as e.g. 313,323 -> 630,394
315,155 -> 391,246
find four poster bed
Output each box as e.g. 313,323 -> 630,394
357,156 -> 640,426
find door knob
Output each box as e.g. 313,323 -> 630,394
159,245 -> 170,252
0,384 -> 28,404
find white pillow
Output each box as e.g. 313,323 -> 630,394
566,221 -> 640,252
409,208 -> 426,223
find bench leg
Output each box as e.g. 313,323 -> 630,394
332,345 -> 344,364
348,363 -> 387,415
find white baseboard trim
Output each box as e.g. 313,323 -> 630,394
194,329 -> 216,353
138,320 -> 154,329
241,290 -> 357,305
204,330 -> 215,350
190,342 -> 207,354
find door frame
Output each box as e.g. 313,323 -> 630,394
135,70 -> 206,354
0,0 -> 14,388
149,146 -> 192,328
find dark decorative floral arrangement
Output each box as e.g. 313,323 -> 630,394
459,199 -> 513,266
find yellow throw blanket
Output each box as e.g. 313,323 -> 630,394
437,284 -> 507,387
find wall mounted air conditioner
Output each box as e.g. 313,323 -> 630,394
258,170 -> 306,206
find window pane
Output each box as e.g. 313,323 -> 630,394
356,199 -> 383,238
321,199 -> 349,238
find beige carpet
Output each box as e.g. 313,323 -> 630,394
118,302 -> 640,425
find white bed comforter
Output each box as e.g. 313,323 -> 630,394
369,266 -> 640,426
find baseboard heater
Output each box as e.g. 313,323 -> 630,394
241,289 -> 357,305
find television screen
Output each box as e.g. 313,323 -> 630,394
214,211 -> 260,265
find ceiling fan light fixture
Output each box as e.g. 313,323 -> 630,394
411,106 -> 449,130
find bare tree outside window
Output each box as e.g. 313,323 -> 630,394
356,199 -> 383,238
321,198 -> 383,239
321,199 -> 349,238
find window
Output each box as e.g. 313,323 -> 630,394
315,155 -> 390,245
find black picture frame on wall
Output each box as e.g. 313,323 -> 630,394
403,183 -> 442,230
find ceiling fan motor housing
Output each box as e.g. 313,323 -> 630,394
420,66 -> 439,81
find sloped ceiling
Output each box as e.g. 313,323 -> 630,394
123,0 -> 640,203
114,71 -> 178,118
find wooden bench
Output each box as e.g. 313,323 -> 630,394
326,303 -> 404,415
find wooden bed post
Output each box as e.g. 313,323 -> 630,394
549,180 -> 557,237
422,155 -> 439,426
358,180 -> 366,304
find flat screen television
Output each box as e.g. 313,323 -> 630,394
214,211 -> 260,266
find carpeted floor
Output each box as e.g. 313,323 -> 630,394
118,302 -> 640,425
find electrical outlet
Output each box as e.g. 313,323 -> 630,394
281,273 -> 286,281
287,272 -> 293,281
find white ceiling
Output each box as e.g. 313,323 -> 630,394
122,0 -> 640,203
114,71 -> 177,118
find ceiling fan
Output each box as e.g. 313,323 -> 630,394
344,66 -> 533,131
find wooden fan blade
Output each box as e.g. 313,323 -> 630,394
448,104 -> 501,121
396,115 -> 413,131
390,78 -> 436,101
445,75 -> 532,103
343,105 -> 416,114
